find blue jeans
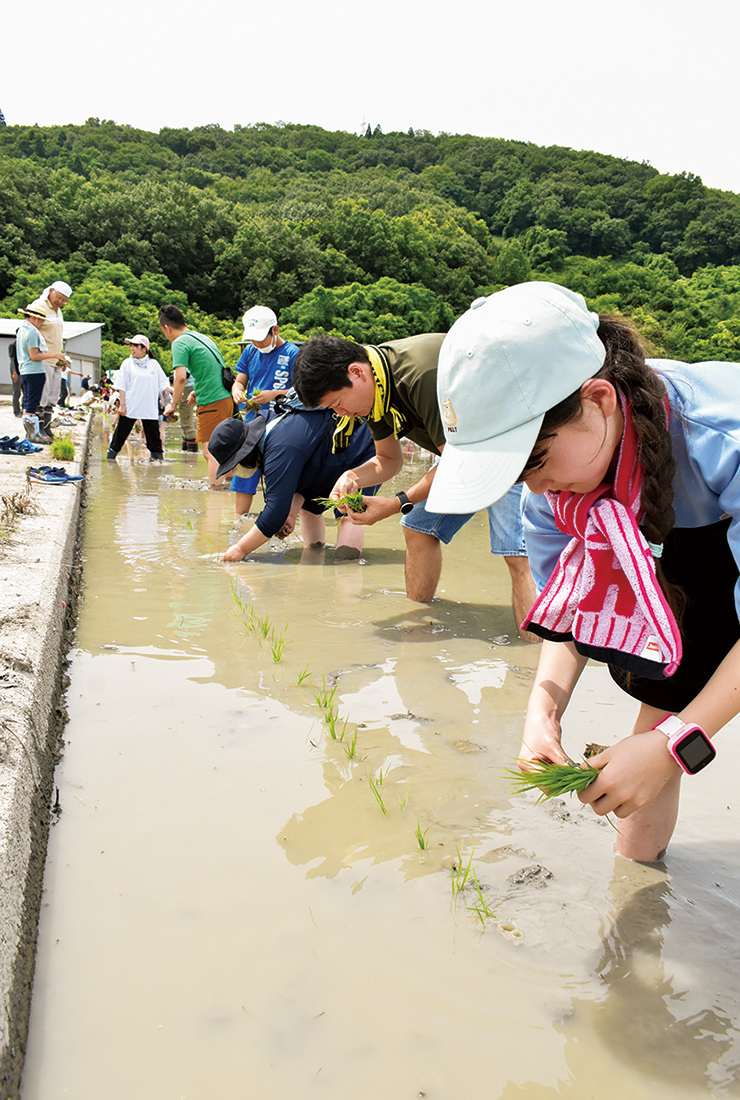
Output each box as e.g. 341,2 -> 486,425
400,483 -> 526,555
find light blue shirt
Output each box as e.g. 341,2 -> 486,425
523,359 -> 740,616
16,321 -> 47,376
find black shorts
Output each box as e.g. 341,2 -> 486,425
610,518 -> 739,711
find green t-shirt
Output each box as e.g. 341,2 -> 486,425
171,330 -> 231,407
366,333 -> 446,454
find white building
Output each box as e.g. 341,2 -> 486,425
0,319 -> 103,396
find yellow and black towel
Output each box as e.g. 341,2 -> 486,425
332,345 -> 407,453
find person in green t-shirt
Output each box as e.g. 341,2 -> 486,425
159,304 -> 233,488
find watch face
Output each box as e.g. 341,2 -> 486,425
675,728 -> 716,774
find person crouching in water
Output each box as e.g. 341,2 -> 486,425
429,280 -> 740,863
213,395 -> 381,562
106,335 -> 170,462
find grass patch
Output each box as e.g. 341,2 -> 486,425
50,435 -> 75,462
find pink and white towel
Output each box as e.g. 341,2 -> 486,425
521,396 -> 682,678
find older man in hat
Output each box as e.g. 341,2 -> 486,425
27,279 -> 73,439
229,305 -> 299,515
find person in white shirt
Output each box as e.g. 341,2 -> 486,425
106,335 -> 171,462
27,279 -> 72,438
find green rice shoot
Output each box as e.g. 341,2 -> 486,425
313,490 -> 367,513
504,760 -> 601,802
505,759 -> 618,830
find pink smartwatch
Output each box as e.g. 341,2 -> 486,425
651,714 -> 716,775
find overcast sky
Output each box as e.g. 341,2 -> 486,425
4,0 -> 738,194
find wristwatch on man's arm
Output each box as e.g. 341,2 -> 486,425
396,491 -> 414,515
651,714 -> 716,775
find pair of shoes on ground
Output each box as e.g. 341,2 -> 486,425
0,435 -> 44,455
28,465 -> 84,484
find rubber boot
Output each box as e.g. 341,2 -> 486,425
37,407 -> 55,441
24,415 -> 50,445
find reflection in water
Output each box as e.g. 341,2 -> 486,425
20,427 -> 740,1100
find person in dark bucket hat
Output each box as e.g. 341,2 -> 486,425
209,416 -> 267,482
211,398 -> 381,562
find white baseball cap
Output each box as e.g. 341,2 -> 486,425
241,305 -> 278,342
427,282 -> 605,514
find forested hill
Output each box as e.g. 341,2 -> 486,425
2,118 -> 739,373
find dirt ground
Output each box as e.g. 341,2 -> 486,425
0,395 -> 90,1099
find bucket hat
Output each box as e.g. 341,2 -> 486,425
241,306 -> 278,342
209,416 -> 267,480
427,282 -> 606,514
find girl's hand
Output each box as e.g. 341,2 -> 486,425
518,710 -> 570,772
576,732 -> 680,818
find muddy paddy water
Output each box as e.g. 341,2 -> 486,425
20,424 -> 740,1099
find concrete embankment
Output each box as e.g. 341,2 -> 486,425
0,396 -> 90,1099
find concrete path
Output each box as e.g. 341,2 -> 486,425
0,396 -> 90,1099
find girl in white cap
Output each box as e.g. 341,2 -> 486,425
429,281 -> 740,862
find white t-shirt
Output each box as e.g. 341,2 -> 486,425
117,356 -> 170,420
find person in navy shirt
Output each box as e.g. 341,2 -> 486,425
230,305 -> 299,515
212,396 -> 379,562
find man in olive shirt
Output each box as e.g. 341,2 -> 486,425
292,334 -> 536,633
159,304 -> 233,488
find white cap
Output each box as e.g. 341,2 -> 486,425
427,282 -> 605,514
50,280 -> 73,297
241,305 -> 278,342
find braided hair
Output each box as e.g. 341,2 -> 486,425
521,315 -> 682,615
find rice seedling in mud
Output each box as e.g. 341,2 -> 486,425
415,822 -> 430,851
466,871 -> 496,926
342,727 -> 364,761
313,490 -> 367,513
505,759 -> 618,829
230,581 -> 256,635
313,676 -> 338,711
297,664 -> 312,686
324,705 -> 340,740
450,847 -> 475,897
366,769 -> 388,815
269,624 -> 289,663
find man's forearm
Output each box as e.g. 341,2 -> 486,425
169,370 -> 187,407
